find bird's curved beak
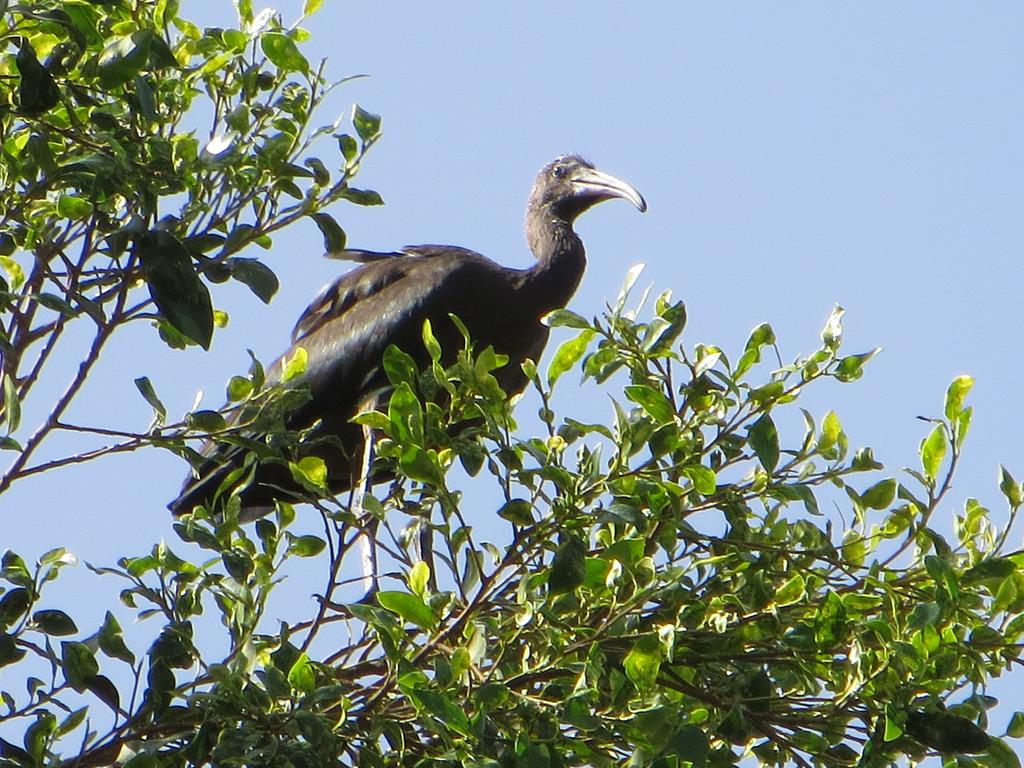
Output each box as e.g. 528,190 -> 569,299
571,167 -> 647,212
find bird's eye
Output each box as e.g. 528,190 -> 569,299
551,165 -> 567,179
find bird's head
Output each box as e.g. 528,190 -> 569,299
529,155 -> 647,222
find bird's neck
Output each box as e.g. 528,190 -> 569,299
524,216 -> 586,314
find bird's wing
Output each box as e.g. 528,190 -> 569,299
283,248 -> 507,406
294,246 -> 488,344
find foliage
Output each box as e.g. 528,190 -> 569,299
2,4 -> 1024,768
0,0 -> 381,493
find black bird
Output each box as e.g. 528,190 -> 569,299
170,155 -> 646,517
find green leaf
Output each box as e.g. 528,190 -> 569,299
820,304 -> 845,350
1000,466 -> 1023,508
543,308 -> 591,329
339,187 -> 384,206
311,212 -> 346,252
260,32 -> 309,73
834,348 -> 880,382
408,561 -> 430,597
981,738 -> 1022,768
230,258 -> 279,304
920,424 -> 947,482
664,726 -> 709,768
98,31 -> 153,88
377,591 -> 436,630
353,105 -> 382,142
624,634 -> 661,692
963,558 -> 1017,585
413,688 -> 472,736
16,40 -> 59,115
0,631 -> 26,667
547,330 -> 595,387
282,346 -> 308,382
683,465 -> 717,495
56,195 -> 93,220
98,611 -> 135,665
905,709 -> 991,754
0,587 -> 31,628
747,413 -> 779,472
226,375 -> 254,402
287,534 -> 326,558
945,374 -> 975,420
61,641 -> 99,690
32,610 -> 77,636
548,535 -> 587,594
624,384 -> 675,423
735,322 -> 775,378
382,346 -> 418,386
138,232 -> 214,349
907,602 -> 941,630
133,376 -> 166,422
421,319 -> 442,362
24,712 -> 56,763
288,652 -> 315,694
188,410 -> 226,432
497,499 -> 533,525
860,478 -> 896,510
1007,712 -> 1024,738
2,373 -> 21,435
775,573 -> 805,605
303,0 -> 324,15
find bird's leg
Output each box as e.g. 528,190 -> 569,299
352,419 -> 379,599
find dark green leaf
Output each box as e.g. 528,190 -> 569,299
134,376 -> 166,421
664,725 -> 709,768
548,536 -> 587,595
188,410 -> 226,432
905,710 -> 991,754
747,413 -> 779,472
413,688 -> 472,736
311,212 -> 346,252
61,641 -> 99,690
32,610 -> 77,636
86,675 -> 121,712
353,105 -> 382,142
0,632 -> 25,667
0,588 -> 30,628
138,232 -> 214,349
230,258 -> 279,304
497,499 -> 533,525
98,31 -> 153,87
339,187 -> 384,206
860,478 -> 896,510
16,41 -> 59,115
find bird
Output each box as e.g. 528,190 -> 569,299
169,155 -> 646,517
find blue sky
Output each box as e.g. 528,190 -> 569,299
4,0 -> 1024,748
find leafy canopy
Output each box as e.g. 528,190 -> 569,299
2,3 -> 1024,768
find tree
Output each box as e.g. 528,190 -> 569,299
1,3 -> 1023,768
